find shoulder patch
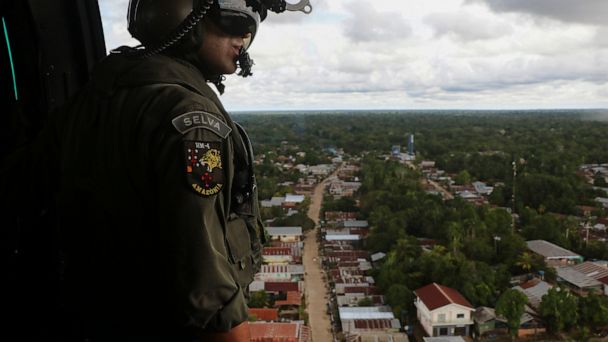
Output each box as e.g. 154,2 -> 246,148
184,141 -> 224,197
172,111 -> 232,138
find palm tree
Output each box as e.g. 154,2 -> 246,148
515,252 -> 534,273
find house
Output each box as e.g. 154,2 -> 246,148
474,305 -> 545,339
371,252 -> 386,263
256,264 -> 304,282
274,291 -> 302,320
596,197 -> 608,208
324,211 -> 358,223
423,337 -> 465,342
526,240 -> 583,267
266,226 -> 303,243
513,278 -> 552,310
249,322 -> 311,342
339,220 -> 369,229
473,181 -> 494,196
309,164 -> 333,177
248,308 -> 279,322
264,281 -> 303,296
473,307 -> 497,337
262,247 -> 293,264
556,267 -> 603,296
261,196 -> 285,208
414,283 -> 475,337
338,306 -> 401,335
346,331 -> 409,342
556,261 -> 608,296
285,193 -> 306,204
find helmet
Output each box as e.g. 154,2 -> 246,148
127,0 -> 260,51
124,0 -> 311,92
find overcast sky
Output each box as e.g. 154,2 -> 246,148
100,0 -> 608,111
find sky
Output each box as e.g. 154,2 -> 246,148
99,0 -> 608,111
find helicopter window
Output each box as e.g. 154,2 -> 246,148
2,16 -> 18,101
99,1 -> 138,52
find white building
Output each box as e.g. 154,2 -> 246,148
266,226 -> 303,242
414,283 -> 475,337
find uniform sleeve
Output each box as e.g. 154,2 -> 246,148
151,101 -> 248,333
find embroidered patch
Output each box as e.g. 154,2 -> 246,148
184,141 -> 224,197
172,111 -> 232,138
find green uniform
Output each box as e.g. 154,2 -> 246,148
14,53 -> 264,339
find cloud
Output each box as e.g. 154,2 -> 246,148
99,0 -> 608,111
425,11 -> 512,41
467,0 -> 608,26
343,1 -> 412,42
99,0 -> 138,50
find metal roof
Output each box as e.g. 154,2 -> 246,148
557,267 -> 602,289
266,227 -> 303,236
326,234 -> 360,241
339,306 -> 395,320
371,252 -> 386,262
340,220 -> 369,228
514,280 -> 552,309
572,261 -> 608,280
526,240 -> 581,259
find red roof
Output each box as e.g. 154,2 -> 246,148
599,276 -> 608,285
249,322 -> 299,342
354,319 -> 394,330
265,282 -> 300,293
274,291 -> 301,307
263,247 -> 291,256
415,283 -> 473,310
520,278 -> 541,289
344,286 -> 379,295
249,308 -> 279,321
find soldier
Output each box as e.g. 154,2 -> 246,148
1,0 -> 310,341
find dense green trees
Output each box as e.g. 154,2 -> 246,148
238,111 -> 607,216
495,289 -> 528,339
539,287 -> 579,334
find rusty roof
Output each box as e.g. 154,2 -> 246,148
249,308 -> 279,322
414,283 -> 473,311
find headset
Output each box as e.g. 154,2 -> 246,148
123,0 -> 311,91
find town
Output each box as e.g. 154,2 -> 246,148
236,112 -> 608,342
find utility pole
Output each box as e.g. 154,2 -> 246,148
511,159 -> 517,234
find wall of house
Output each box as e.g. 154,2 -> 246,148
431,305 -> 473,325
414,299 -> 433,336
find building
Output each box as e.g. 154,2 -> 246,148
348,331 -> 409,342
526,240 -> 583,267
262,247 -> 293,264
513,278 -> 552,309
414,283 -> 475,337
338,220 -> 369,229
556,266 -> 604,296
338,306 -> 401,335
249,308 -> 279,322
266,226 -> 303,242
249,322 -> 311,342
408,134 -> 415,155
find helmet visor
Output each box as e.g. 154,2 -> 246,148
210,1 -> 260,50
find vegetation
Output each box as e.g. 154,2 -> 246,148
495,289 -> 528,339
539,287 -> 579,334
236,111 -> 608,339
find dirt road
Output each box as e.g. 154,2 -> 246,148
304,176 -> 334,342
